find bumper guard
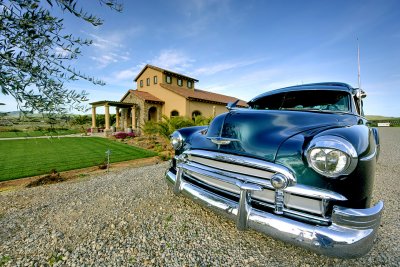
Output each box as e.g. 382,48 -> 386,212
166,169 -> 384,258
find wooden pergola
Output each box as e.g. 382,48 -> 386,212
89,101 -> 135,134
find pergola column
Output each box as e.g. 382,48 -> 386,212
131,106 -> 136,130
105,104 -> 110,130
90,106 -> 98,133
116,107 -> 120,129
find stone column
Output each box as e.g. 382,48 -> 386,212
131,106 -> 136,131
116,107 -> 120,129
91,106 -> 98,133
124,109 -> 129,130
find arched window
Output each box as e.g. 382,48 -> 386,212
148,107 -> 157,121
192,110 -> 201,119
170,110 -> 179,117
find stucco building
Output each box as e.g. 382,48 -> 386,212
90,64 -> 247,134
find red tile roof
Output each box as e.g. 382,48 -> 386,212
124,90 -> 164,103
134,64 -> 199,82
160,83 -> 248,107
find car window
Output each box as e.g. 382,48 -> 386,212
250,90 -> 351,112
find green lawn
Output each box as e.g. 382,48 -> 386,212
0,129 -> 80,138
0,137 -> 157,181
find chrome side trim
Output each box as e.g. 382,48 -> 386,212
166,170 -> 384,258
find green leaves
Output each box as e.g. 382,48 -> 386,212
0,0 -> 122,115
142,115 -> 212,139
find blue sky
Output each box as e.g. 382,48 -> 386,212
1,0 -> 400,116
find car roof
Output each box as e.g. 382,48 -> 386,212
249,82 -> 356,103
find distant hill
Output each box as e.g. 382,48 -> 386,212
2,111 -> 398,121
366,115 -> 400,121
3,111 -> 22,117
1,111 -> 47,117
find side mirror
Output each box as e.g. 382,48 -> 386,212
356,89 -> 362,99
355,89 -> 367,99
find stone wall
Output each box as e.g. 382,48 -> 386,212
120,91 -> 163,134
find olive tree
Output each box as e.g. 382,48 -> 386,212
0,0 -> 122,114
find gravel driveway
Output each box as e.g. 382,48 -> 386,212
1,128 -> 399,266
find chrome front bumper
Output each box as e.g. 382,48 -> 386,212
166,169 -> 384,258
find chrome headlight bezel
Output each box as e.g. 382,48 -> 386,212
305,135 -> 358,178
170,131 -> 184,150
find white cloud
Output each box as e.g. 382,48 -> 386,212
83,27 -> 142,68
89,33 -> 123,50
90,55 -> 118,67
114,69 -> 137,81
0,94 -> 19,111
54,47 -> 71,57
148,49 -> 195,72
101,65 -> 144,88
193,58 -> 267,76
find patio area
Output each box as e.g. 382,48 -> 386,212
89,101 -> 137,136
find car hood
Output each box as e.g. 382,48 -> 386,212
190,109 -> 356,162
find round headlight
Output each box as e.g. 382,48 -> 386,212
170,131 -> 183,150
306,136 -> 357,178
308,148 -> 349,176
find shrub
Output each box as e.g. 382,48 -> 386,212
8,128 -> 22,132
193,115 -> 213,126
142,115 -> 195,139
114,132 -> 135,139
26,169 -> 65,187
72,115 -> 91,125
142,115 -> 214,139
34,126 -> 45,131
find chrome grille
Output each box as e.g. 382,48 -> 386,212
177,150 -> 347,225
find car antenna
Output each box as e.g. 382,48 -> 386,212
357,38 -> 361,90
357,38 -> 363,115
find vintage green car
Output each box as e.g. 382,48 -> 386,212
165,82 -> 383,258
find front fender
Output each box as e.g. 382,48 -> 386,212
174,126 -> 208,155
276,125 -> 378,209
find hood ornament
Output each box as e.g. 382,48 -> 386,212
207,137 -> 240,146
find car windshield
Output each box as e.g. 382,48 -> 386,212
250,90 -> 351,112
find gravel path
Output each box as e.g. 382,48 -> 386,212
1,128 -> 399,266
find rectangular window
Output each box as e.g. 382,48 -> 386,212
154,76 -> 158,84
177,78 -> 182,86
140,80 -> 143,87
166,75 -> 171,84
187,81 -> 192,88
146,78 -> 150,86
